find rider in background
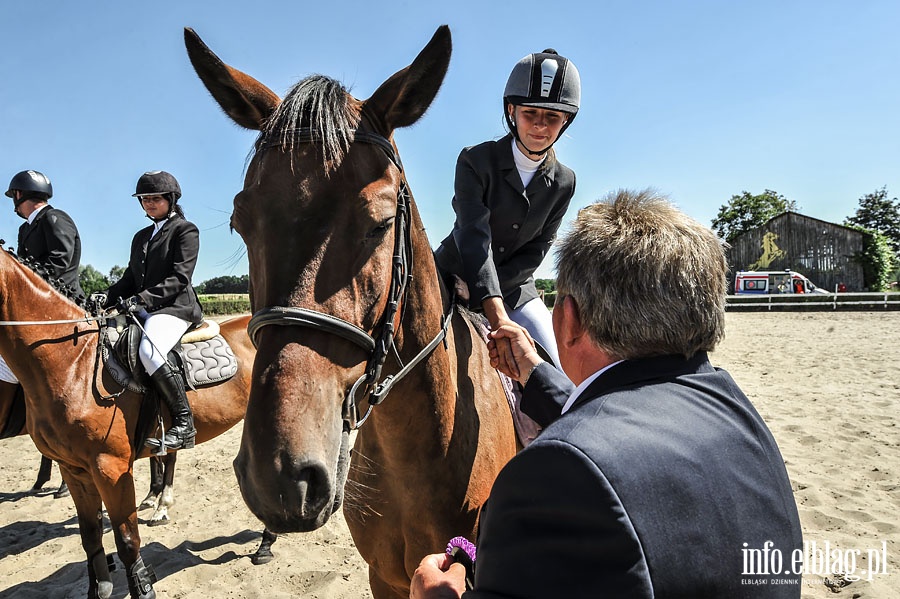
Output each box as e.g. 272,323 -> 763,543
433,49 -> 581,378
105,171 -> 202,451
2,169 -> 83,496
7,170 -> 83,297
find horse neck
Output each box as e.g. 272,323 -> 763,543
0,257 -> 91,378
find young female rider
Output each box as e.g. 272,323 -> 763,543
106,171 -> 203,451
434,49 -> 581,377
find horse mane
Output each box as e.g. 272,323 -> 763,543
255,75 -> 361,175
2,246 -> 91,313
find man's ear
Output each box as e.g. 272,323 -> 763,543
558,295 -> 586,348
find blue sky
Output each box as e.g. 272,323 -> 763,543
2,1 -> 898,283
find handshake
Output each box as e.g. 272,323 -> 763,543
486,322 -> 544,385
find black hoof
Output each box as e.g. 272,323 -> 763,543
54,484 -> 70,499
251,549 -> 274,565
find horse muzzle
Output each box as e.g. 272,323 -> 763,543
233,428 -> 350,533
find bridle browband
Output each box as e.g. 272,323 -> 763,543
246,127 -> 452,430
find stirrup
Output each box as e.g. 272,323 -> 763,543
145,430 -> 195,452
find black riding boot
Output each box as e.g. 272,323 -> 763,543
144,364 -> 196,451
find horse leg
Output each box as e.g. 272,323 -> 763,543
30,454 -> 53,493
138,456 -> 165,511
251,528 -> 278,565
147,453 -> 176,526
99,463 -> 156,599
54,462 -> 70,498
367,569 -> 409,599
58,463 -> 115,599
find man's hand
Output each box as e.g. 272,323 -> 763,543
410,553 -> 466,599
482,297 -> 523,378
488,324 -> 544,385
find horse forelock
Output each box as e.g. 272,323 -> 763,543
256,75 -> 361,175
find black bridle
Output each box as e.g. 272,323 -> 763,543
246,127 -> 451,429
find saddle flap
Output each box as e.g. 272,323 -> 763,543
180,336 -> 238,386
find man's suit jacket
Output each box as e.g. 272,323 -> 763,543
434,134 -> 575,310
467,354 -> 803,598
108,215 -> 202,325
17,206 -> 84,297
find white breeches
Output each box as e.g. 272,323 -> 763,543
0,355 -> 18,384
139,313 -> 191,376
508,297 -> 560,369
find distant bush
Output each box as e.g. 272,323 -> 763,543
199,294 -> 251,315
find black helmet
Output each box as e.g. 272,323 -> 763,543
5,170 -> 53,201
133,171 -> 182,201
503,49 -> 581,156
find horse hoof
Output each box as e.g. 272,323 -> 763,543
251,550 -> 274,565
97,580 -> 114,599
54,486 -> 70,499
147,516 -> 170,527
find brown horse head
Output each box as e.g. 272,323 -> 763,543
185,27 -> 452,533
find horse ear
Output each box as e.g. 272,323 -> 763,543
364,25 -> 452,132
184,27 -> 280,131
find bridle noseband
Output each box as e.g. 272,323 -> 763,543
246,127 -> 451,430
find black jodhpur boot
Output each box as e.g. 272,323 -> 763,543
144,363 -> 196,451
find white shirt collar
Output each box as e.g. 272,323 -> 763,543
511,137 -> 545,172
27,204 -> 49,226
560,360 -> 625,414
150,218 -> 168,239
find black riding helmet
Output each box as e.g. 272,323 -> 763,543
5,170 -> 53,207
133,171 -> 182,221
503,49 -> 581,157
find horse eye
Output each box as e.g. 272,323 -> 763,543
367,217 -> 396,238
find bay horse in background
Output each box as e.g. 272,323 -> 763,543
3,378 -> 192,526
0,381 -> 68,498
185,25 -> 517,598
0,247 -> 274,598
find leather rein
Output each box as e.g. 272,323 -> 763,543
246,127 -> 452,430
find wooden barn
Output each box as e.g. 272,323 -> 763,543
727,212 -> 864,292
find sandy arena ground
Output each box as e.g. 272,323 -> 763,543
1,311 -> 898,598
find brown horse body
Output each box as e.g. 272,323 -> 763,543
186,26 -> 517,597
0,248 -> 257,598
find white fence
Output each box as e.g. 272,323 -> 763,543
726,292 -> 900,311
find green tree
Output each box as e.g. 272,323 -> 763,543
534,279 -> 556,293
79,264 -> 109,295
847,227 -> 895,291
844,187 -> 900,259
711,190 -> 798,243
197,274 -> 250,294
108,265 -> 125,284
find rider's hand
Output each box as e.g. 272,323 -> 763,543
119,295 -> 143,315
88,292 -> 108,312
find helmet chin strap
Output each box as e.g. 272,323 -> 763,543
505,112 -> 553,157
140,195 -> 175,222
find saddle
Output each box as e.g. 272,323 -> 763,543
99,315 -> 239,394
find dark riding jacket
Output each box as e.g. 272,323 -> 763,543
107,214 -> 202,325
434,134 -> 576,310
467,354 -> 803,598
17,205 -> 84,297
